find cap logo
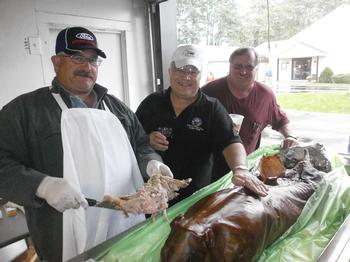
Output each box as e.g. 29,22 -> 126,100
187,117 -> 204,131
76,33 -> 94,41
183,49 -> 198,58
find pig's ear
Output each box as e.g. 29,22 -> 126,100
259,154 -> 286,183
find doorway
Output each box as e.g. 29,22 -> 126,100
292,57 -> 312,80
37,12 -> 132,105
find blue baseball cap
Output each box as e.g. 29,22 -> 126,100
55,27 -> 106,58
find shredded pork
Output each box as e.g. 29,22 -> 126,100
103,174 -> 191,218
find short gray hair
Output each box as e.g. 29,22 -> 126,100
229,47 -> 259,66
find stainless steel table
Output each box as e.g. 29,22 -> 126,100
68,219 -> 149,262
318,209 -> 350,261
0,203 -> 29,248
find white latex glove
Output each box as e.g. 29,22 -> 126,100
36,177 -> 88,212
146,160 -> 173,178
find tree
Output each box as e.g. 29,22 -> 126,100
239,1 -> 269,46
177,0 -> 240,46
177,0 -> 205,44
177,0 -> 350,46
319,67 -> 334,83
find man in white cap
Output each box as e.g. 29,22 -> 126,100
136,45 -> 268,204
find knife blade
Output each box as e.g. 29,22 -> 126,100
85,198 -> 121,210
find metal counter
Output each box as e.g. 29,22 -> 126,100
0,202 -> 29,248
67,219 -> 149,262
318,160 -> 350,262
318,213 -> 350,261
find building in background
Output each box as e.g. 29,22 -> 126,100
256,4 -> 350,87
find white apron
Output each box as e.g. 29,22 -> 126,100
51,93 -> 145,261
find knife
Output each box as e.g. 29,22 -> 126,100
85,198 -> 121,210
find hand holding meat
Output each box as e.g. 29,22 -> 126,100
146,159 -> 173,177
232,170 -> 268,196
102,174 -> 191,215
36,177 -> 88,212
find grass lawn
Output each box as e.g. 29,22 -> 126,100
276,92 -> 350,114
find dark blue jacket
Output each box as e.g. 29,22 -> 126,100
0,78 -> 161,261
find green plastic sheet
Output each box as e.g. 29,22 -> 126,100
98,145 -> 350,262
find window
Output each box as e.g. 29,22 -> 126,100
292,58 -> 311,80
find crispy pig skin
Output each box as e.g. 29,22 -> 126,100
259,154 -> 286,182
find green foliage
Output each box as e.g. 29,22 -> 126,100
177,0 -> 350,46
319,67 -> 334,83
333,74 -> 350,84
177,0 -> 240,46
276,92 -> 350,114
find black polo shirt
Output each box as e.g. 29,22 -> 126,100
136,88 -> 242,201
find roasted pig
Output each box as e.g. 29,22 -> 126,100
161,149 -> 326,261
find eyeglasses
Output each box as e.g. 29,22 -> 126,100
232,64 -> 256,72
174,66 -> 200,76
60,54 -> 102,67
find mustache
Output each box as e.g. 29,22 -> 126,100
74,70 -> 93,79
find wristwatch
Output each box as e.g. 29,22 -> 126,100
233,165 -> 248,186
233,165 -> 249,172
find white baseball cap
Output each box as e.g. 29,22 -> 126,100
171,44 -> 203,71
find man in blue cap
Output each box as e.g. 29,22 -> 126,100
0,26 -> 172,261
